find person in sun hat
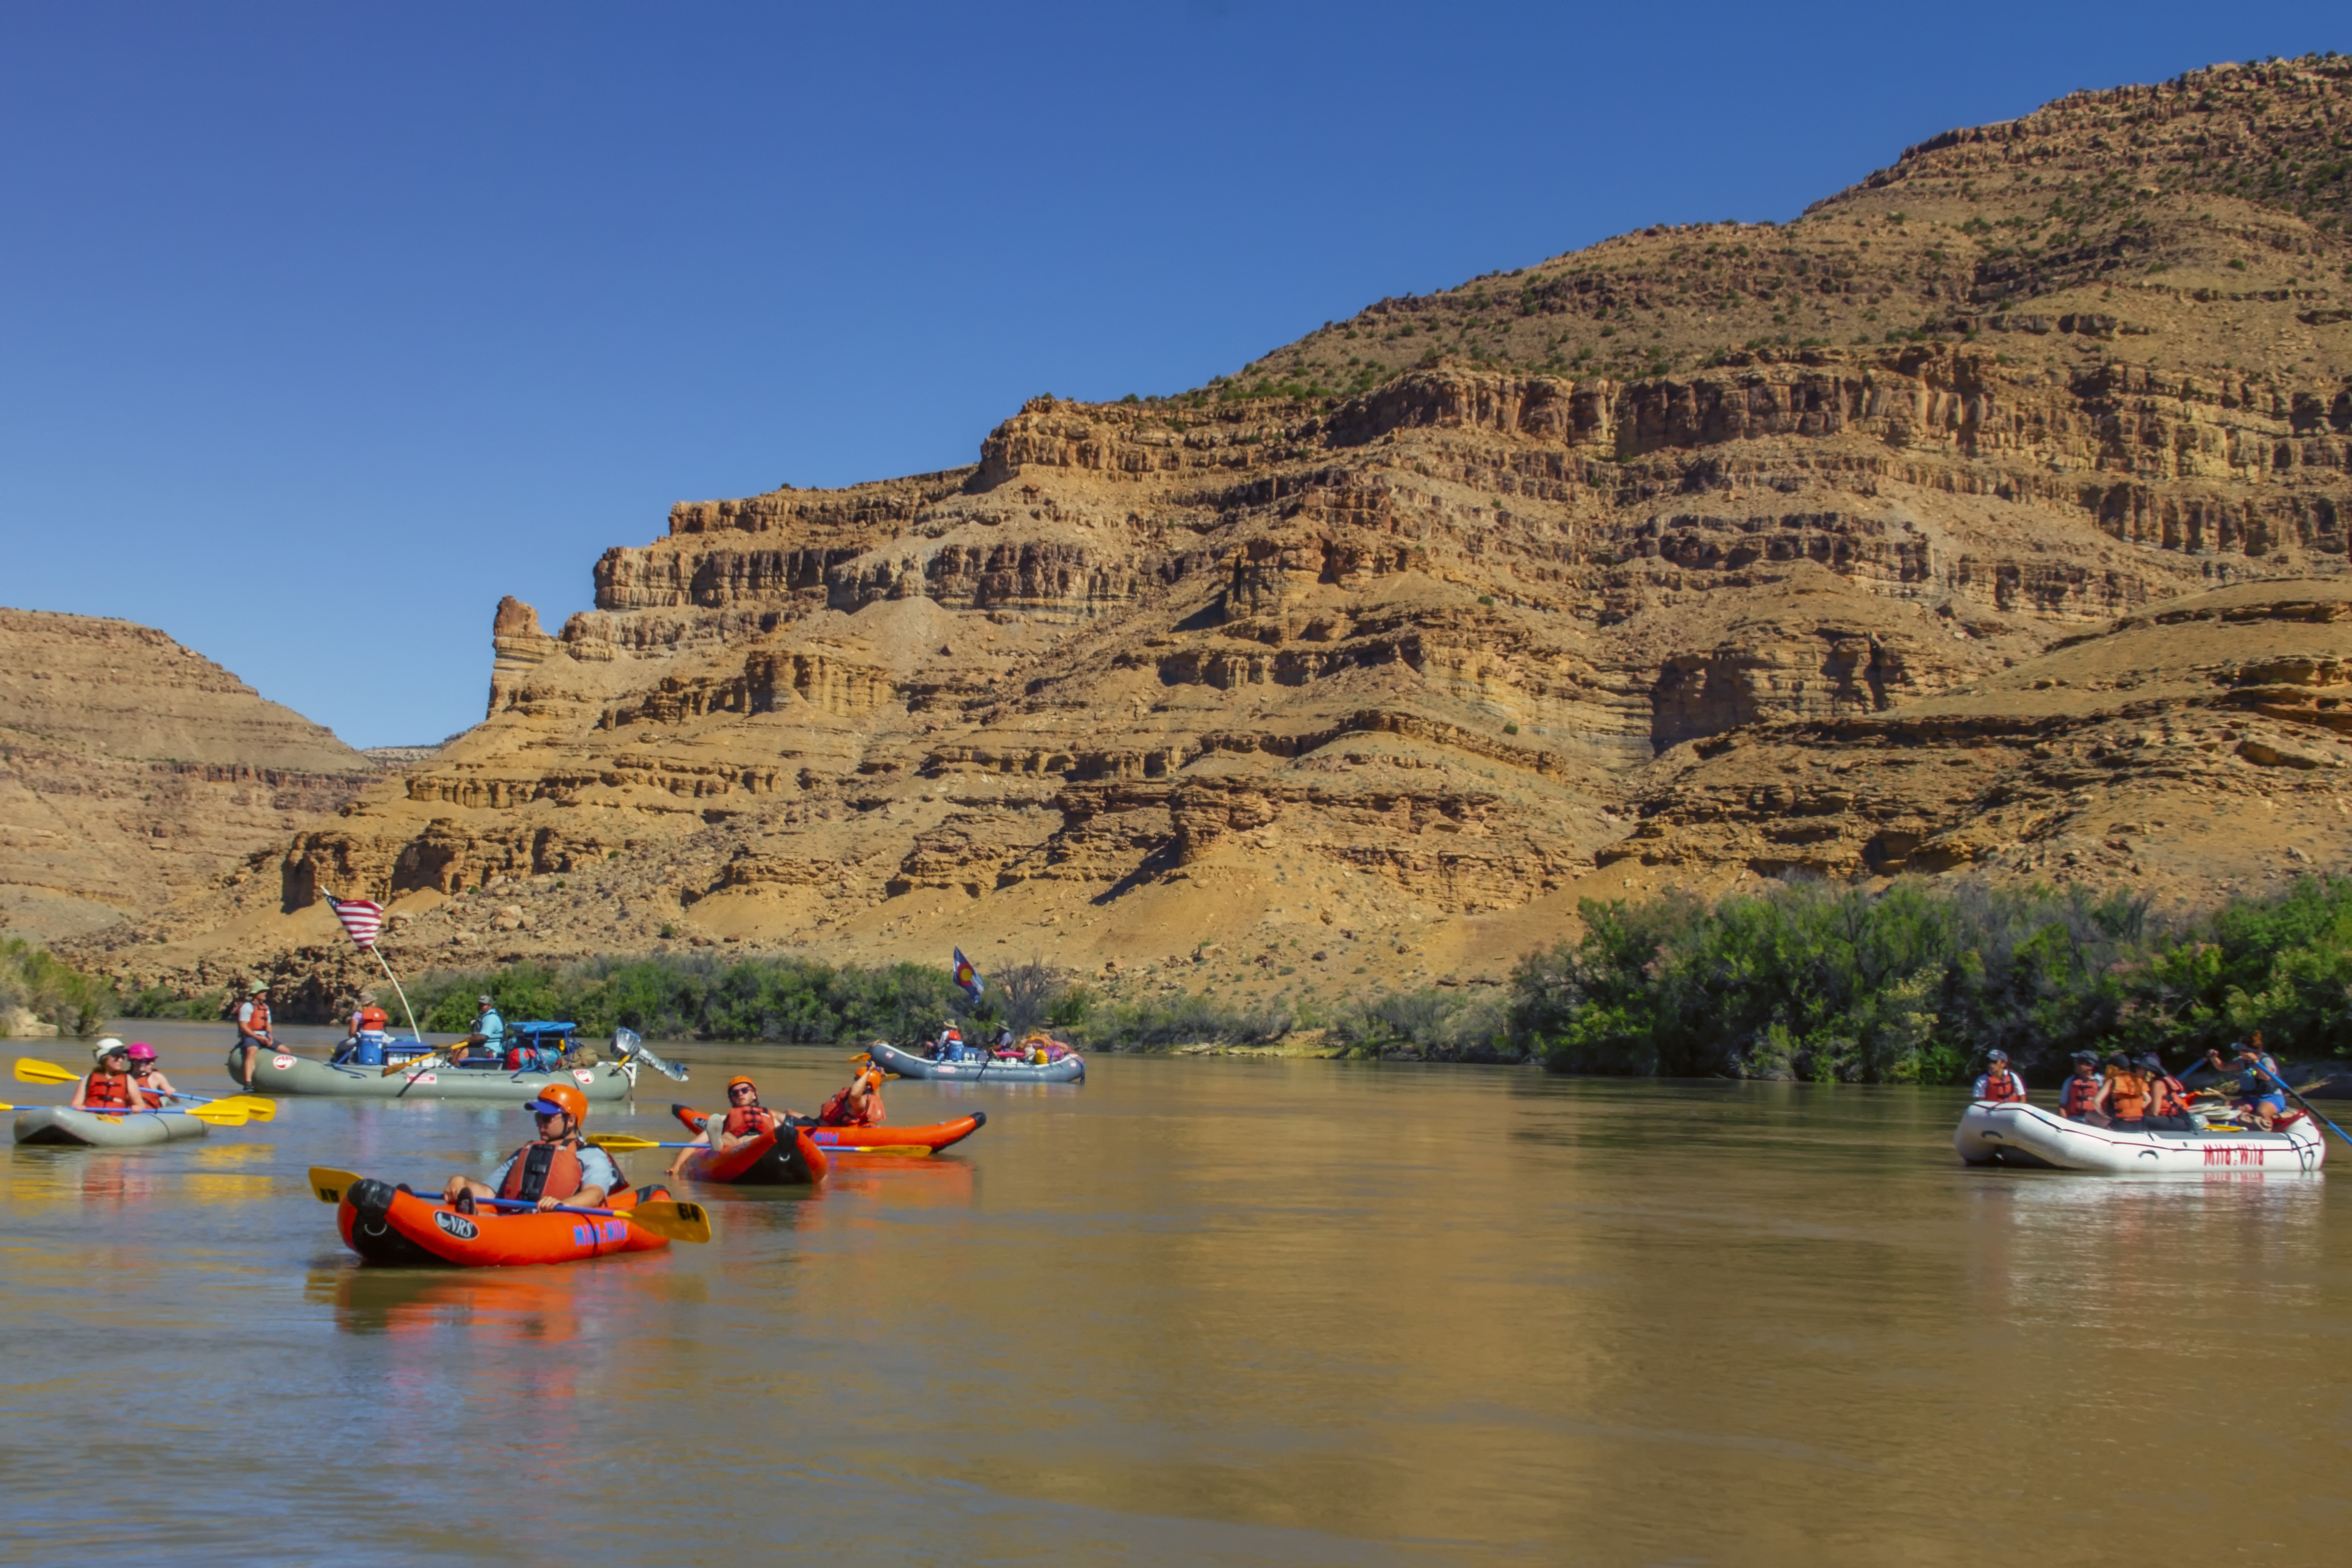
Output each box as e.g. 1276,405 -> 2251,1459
441,1082 -> 620,1214
232,981 -> 275,1087
123,1042 -> 177,1109
69,1038 -> 141,1112
664,1075 -> 805,1179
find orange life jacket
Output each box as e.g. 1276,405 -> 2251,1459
818,1085 -> 883,1127
2107,1070 -> 2149,1121
722,1105 -> 778,1141
2147,1074 -> 2190,1118
82,1071 -> 136,1110
496,1138 -> 586,1204
132,1070 -> 165,1109
240,1000 -> 272,1040
1980,1068 -> 2026,1103
2061,1073 -> 2102,1118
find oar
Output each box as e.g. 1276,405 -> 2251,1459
2250,1062 -> 2352,1149
588,1134 -> 702,1150
304,1167 -> 711,1243
0,1099 -> 249,1126
12,1058 -> 277,1120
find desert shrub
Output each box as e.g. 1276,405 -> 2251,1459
1327,987 -> 1514,1060
0,939 -> 114,1036
1506,875 -> 2352,1083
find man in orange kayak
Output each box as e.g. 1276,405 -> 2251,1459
69,1039 -> 143,1112
442,1083 -> 621,1214
817,1060 -> 886,1127
664,1076 -> 805,1178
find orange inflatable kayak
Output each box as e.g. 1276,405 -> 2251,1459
669,1104 -> 831,1185
809,1111 -> 986,1156
338,1179 -> 675,1267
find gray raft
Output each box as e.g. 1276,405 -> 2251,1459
229,1049 -> 637,1100
13,1107 -> 211,1147
869,1039 -> 1085,1084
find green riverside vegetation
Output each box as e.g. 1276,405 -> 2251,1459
1506,875 -> 2352,1082
94,873 -> 2352,1081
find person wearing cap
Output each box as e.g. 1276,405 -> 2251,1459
232,981 -> 274,1087
2059,1052 -> 2106,1122
455,995 -> 507,1066
124,1043 -> 177,1109
1970,1049 -> 2027,1104
2139,1052 -> 2197,1131
70,1039 -> 144,1112
2206,1032 -> 2289,1129
2098,1053 -> 2150,1130
441,1083 -> 620,1214
664,1075 -> 804,1179
817,1060 -> 887,1128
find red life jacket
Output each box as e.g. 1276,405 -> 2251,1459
82,1071 -> 136,1110
722,1105 -> 778,1141
818,1086 -> 882,1127
2147,1074 -> 2190,1118
496,1139 -> 587,1204
2061,1073 -> 2102,1118
132,1071 -> 165,1109
1980,1068 -> 2026,1103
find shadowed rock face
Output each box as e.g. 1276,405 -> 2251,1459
0,609 -> 378,942
68,57 -> 2352,1004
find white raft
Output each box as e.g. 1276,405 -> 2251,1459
12,1107 -> 211,1148
1956,1100 -> 2324,1174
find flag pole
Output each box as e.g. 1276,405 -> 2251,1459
370,945 -> 424,1043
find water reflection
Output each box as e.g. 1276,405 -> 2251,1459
5,1029 -> 2350,1564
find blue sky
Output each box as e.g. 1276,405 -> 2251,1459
3,3 -> 2339,747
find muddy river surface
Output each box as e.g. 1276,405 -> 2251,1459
4,1022 -> 2348,1564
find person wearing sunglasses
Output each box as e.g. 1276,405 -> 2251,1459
70,1039 -> 142,1112
665,1076 -> 804,1178
440,1082 -> 621,1214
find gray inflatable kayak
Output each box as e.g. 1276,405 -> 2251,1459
13,1107 -> 211,1147
228,1048 -> 638,1100
869,1039 -> 1085,1084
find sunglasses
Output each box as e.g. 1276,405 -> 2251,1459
729,1085 -> 757,1097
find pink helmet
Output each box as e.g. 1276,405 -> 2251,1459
125,1042 -> 157,1061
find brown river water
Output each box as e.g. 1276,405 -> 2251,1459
4,1021 -> 2348,1565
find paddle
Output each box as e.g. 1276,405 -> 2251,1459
2249,1062 -> 2352,1149
0,1099 -> 249,1126
12,1058 -> 276,1119
304,1166 -> 711,1243
589,1131 -> 929,1156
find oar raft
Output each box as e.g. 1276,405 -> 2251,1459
1956,1101 -> 2327,1173
11,1107 -> 211,1147
868,1039 -> 1084,1084
233,1048 -> 637,1100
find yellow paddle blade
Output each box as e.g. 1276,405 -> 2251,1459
586,1133 -> 663,1151
217,1095 -> 278,1122
308,1166 -> 364,1205
13,1058 -> 80,1086
180,1104 -> 250,1126
625,1200 -> 710,1244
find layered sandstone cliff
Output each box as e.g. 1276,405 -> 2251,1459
0,609 -> 377,941
72,57 -> 2352,1011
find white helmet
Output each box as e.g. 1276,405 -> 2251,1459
91,1036 -> 127,1061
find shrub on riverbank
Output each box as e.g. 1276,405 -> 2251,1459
0,939 -> 113,1036
1506,875 -> 2352,1083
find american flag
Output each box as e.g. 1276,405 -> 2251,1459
325,893 -> 386,949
